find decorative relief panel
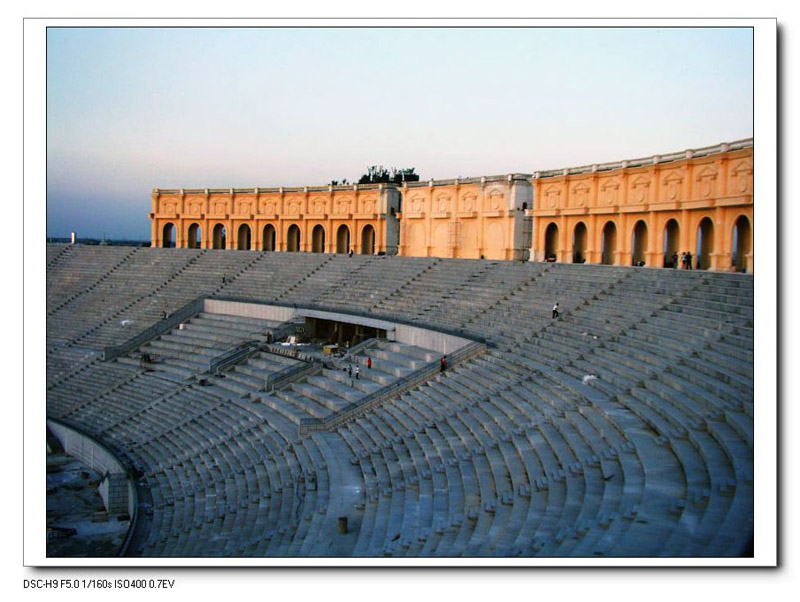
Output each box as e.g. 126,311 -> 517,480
261,199 -> 276,215
572,183 -> 590,207
544,186 -> 561,209
335,198 -> 352,215
188,201 -> 202,214
695,167 -> 718,199
212,200 -> 227,215
164,201 -> 176,214
410,196 -> 425,213
460,194 -> 476,212
237,201 -> 251,215
287,199 -> 301,215
731,160 -> 753,194
662,173 -> 683,201
311,198 -> 326,215
361,197 -> 375,214
600,180 -> 620,205
486,189 -> 504,211
435,195 -> 451,213
631,177 -> 651,204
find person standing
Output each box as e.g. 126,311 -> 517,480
552,302 -> 559,319
355,365 -> 360,380
440,355 -> 447,373
367,357 -> 372,369
686,251 -> 693,270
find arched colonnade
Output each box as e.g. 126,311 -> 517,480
157,220 -> 383,255
534,210 -> 753,272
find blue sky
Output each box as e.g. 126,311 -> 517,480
46,27 -> 753,240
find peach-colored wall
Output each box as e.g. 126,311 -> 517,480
151,177 -> 533,261
150,140 -> 753,271
151,185 -> 398,254
529,144 -> 754,272
398,176 -> 532,260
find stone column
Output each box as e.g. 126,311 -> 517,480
202,218 -> 210,249
645,211 -> 660,267
680,208 -> 691,256
618,214 -> 631,266
279,221 -> 287,252
558,215 -> 568,263
586,213 -> 599,264
710,206 -> 728,271
254,188 -> 262,250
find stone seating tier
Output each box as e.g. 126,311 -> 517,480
45,246 -> 754,558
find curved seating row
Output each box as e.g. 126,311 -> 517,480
45,245 -> 754,557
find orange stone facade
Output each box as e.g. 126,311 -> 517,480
149,138 -> 753,272
397,175 -> 532,260
529,139 -> 754,272
150,184 -> 400,255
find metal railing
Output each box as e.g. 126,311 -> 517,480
264,361 -> 321,392
208,341 -> 261,374
101,296 -> 206,361
298,340 -> 486,434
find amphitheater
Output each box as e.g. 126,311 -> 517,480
45,240 -> 754,558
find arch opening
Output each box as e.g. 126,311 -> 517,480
601,221 -> 617,265
336,225 -> 351,254
544,222 -> 559,261
696,217 -> 714,270
212,224 -> 226,250
262,224 -> 276,251
287,224 -> 301,252
733,215 -> 751,272
361,225 -> 375,255
312,225 -> 326,254
187,223 -> 201,249
237,224 -> 251,250
663,219 -> 680,268
162,223 -> 176,249
632,220 -> 648,266
572,222 -> 587,264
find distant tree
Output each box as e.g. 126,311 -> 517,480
357,166 -> 420,184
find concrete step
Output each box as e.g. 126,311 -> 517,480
291,382 -> 352,412
305,375 -> 363,404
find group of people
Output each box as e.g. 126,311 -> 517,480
670,251 -> 695,269
347,363 -> 361,380
346,356 -> 373,382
